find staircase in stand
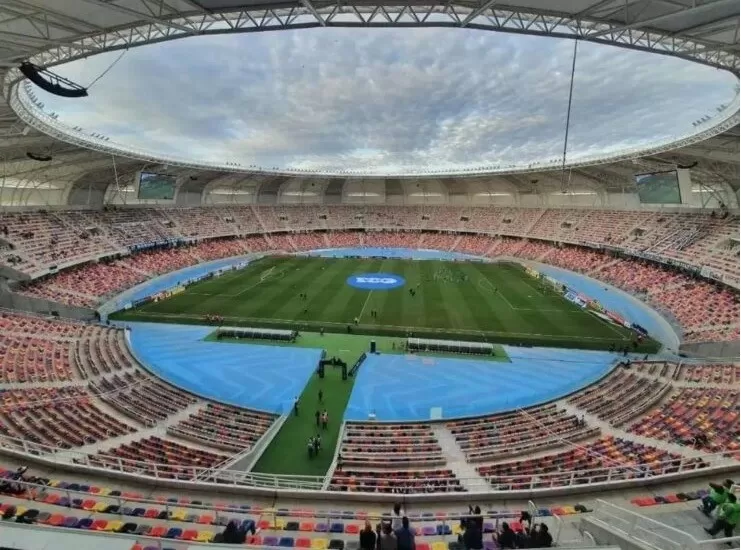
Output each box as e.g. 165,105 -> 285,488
431,424 -> 488,492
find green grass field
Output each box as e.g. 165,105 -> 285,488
114,256 -> 657,352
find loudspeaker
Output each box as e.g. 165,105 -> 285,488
370,340 -> 376,354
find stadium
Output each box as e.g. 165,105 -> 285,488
0,1 -> 739,549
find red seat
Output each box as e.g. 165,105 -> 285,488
180,529 -> 198,541
296,538 -> 312,548
149,525 -> 167,538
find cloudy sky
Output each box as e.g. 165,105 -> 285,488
32,29 -> 738,174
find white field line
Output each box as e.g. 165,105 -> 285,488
357,290 -> 374,322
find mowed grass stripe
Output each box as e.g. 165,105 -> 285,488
117,256 -> 655,351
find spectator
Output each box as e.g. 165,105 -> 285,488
470,505 -> 483,531
529,523 -> 553,548
496,522 -> 516,549
395,517 -> 415,550
359,520 -> 377,550
379,522 -> 397,550
705,493 -> 739,538
463,518 -> 483,550
391,503 -> 404,531
220,520 -> 247,544
700,479 -> 734,515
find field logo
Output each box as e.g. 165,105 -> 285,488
347,272 -> 406,290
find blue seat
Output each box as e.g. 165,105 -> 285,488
77,518 -> 93,529
165,527 -> 183,539
279,537 -> 295,547
330,522 -> 344,533
437,524 -> 452,536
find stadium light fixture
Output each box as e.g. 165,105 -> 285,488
19,62 -> 88,98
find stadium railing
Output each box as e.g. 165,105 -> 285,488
0,431 -> 737,499
587,498 -> 740,550
0,511 -> 622,550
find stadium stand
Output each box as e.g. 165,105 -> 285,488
476,436 -> 694,490
628,388 -> 740,457
10,209 -> 736,345
445,404 -> 598,462
339,422 -> 445,468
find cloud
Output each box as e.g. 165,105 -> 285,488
32,28 -> 738,174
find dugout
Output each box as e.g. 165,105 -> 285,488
407,337 -> 493,355
216,327 -> 297,342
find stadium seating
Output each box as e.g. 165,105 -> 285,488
167,403 -> 277,452
628,388 -> 740,457
476,436 -> 691,490
339,423 -> 445,468
2,206 -> 735,346
445,404 -> 598,462
90,436 -> 230,478
329,468 -> 463,493
566,368 -> 672,426
0,386 -> 135,449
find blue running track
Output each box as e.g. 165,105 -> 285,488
344,347 -> 618,421
124,322 -> 322,414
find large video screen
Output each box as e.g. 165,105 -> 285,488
138,172 -> 177,200
634,170 -> 681,204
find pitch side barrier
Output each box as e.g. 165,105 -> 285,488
0,432 -> 736,503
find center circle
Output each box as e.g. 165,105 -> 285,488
346,273 -> 406,290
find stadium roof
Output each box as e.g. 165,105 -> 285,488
0,0 -> 738,205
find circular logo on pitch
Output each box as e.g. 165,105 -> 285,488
347,273 -> 406,290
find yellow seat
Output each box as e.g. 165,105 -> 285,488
453,524 -> 464,536
432,542 -> 447,550
105,520 -> 123,532
273,519 -> 286,530
170,509 -> 187,521
311,538 -> 329,550
196,531 -> 214,542
93,502 -> 108,513
98,488 -> 111,497
47,480 -> 61,488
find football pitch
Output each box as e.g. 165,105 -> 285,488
115,256 -> 657,351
